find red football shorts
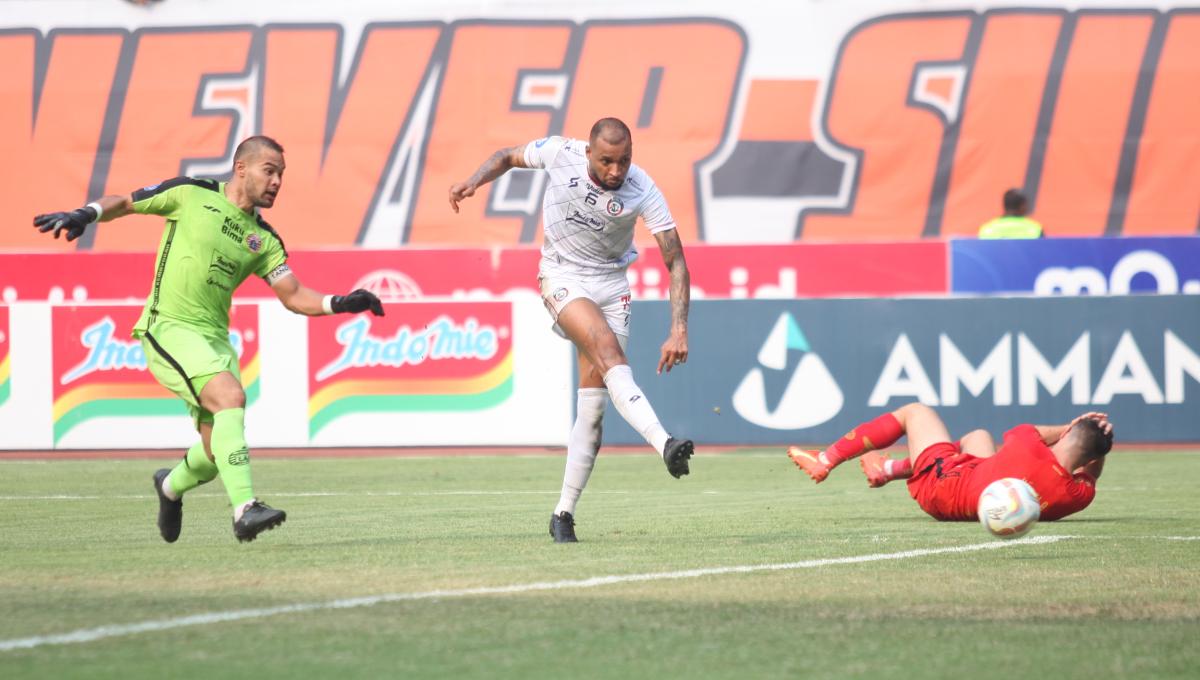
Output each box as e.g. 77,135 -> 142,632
906,441 -> 980,521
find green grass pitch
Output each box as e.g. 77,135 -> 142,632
1,449 -> 1198,679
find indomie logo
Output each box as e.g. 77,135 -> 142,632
316,315 -> 499,381
60,318 -> 146,384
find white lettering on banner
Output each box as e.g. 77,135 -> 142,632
1033,250 -> 1188,295
1033,267 -> 1108,295
315,316 -> 499,381
1165,330 -> 1200,403
868,334 -> 939,406
1092,331 -> 1164,404
940,334 -> 1011,406
60,320 -> 246,385
628,267 -> 798,300
1018,333 -> 1090,405
60,318 -> 145,384
871,330 -> 1197,407
1109,251 -> 1179,294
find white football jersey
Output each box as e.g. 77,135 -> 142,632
523,136 -> 676,278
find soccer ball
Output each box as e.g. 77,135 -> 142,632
977,478 -> 1041,540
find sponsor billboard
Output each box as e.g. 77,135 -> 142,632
602,295 -> 1200,445
307,301 -> 517,443
0,242 -> 947,304
5,1 -> 1199,252
951,236 -> 1200,295
51,304 -> 259,445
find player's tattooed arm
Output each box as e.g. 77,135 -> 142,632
448,145 -> 530,213
654,227 -> 690,374
655,228 -> 690,331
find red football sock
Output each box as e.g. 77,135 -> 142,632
823,413 -> 904,467
885,456 -> 913,480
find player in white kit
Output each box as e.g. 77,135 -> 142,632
448,118 -> 693,542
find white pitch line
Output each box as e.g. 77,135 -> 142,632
0,490 -> 628,501
0,534 -> 1071,652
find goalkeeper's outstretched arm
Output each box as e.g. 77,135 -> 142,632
32,194 -> 134,242
270,272 -> 384,318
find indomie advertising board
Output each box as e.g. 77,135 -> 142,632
0,306 -> 9,410
51,304 -> 260,447
306,302 -> 517,444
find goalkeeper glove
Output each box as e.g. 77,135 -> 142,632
330,289 -> 384,316
33,205 -> 98,242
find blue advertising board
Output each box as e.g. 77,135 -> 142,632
951,236 -> 1200,295
594,295 -> 1200,445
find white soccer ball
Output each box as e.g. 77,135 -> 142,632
977,478 -> 1041,540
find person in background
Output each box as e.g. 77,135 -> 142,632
978,188 -> 1044,239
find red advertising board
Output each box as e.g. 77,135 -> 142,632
51,304 -> 260,443
307,302 -> 514,438
1,242 -> 946,303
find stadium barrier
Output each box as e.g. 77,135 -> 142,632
600,294 -> 1200,445
3,239 -> 1199,449
0,298 -> 573,450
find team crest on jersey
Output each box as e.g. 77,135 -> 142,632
606,197 -> 624,216
246,233 -> 262,253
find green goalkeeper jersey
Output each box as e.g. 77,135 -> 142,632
131,177 -> 289,337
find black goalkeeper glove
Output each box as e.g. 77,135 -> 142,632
331,289 -> 384,316
33,206 -> 98,242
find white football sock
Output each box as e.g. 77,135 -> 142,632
554,388 -> 607,516
233,498 -> 256,522
603,364 -> 670,456
161,474 -> 179,501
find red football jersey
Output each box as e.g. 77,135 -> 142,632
966,424 -> 1097,521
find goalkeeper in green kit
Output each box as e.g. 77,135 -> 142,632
33,136 -> 384,543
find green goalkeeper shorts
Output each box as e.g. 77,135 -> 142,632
138,318 -> 241,428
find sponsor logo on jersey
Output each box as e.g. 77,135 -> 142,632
553,287 -> 568,302
535,137 -> 550,148
246,233 -> 262,253
606,197 -> 623,216
141,184 -> 159,192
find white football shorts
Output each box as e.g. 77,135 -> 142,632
538,272 -> 632,341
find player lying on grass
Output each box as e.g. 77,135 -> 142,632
33,135 -> 384,544
787,403 -> 1112,522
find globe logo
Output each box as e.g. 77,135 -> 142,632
351,270 -> 423,302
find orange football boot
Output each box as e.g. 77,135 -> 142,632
787,447 -> 830,483
859,451 -> 891,488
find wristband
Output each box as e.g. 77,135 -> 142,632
322,295 -> 334,315
86,201 -> 104,222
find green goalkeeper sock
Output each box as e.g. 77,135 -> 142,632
212,408 -> 254,510
166,441 -> 218,497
